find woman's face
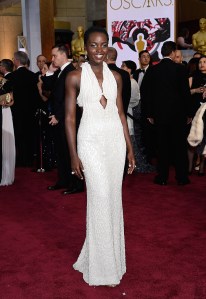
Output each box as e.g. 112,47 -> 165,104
85,32 -> 108,65
199,57 -> 206,73
41,63 -> 49,75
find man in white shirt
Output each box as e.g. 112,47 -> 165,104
133,50 -> 151,87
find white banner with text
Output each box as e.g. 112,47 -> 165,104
107,0 -> 176,67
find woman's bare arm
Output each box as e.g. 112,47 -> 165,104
65,70 -> 84,179
112,71 -> 136,174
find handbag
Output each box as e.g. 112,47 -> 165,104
0,78 -> 12,104
0,93 -> 12,104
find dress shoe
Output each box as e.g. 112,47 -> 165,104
47,184 -> 67,191
177,178 -> 190,185
153,176 -> 167,186
62,187 -> 84,195
198,172 -> 205,177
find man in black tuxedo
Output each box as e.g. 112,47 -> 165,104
133,50 -> 156,162
133,50 -> 151,86
47,44 -> 83,195
106,47 -> 131,115
0,59 -> 14,81
10,51 -> 38,167
142,41 -> 193,185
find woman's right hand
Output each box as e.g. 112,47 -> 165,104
196,86 -> 205,93
71,155 -> 84,180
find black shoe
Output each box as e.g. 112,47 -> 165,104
47,184 -> 67,191
198,172 -> 205,177
62,187 -> 84,195
153,176 -> 167,186
177,178 -> 190,185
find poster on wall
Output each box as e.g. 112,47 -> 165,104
107,0 -> 176,67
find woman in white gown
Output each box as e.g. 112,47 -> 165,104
65,27 -> 136,286
0,98 -> 15,186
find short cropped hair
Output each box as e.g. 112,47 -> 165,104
52,43 -> 69,58
139,50 -> 150,59
14,51 -> 29,66
84,26 -> 109,45
107,47 -> 117,61
161,41 -> 177,57
0,59 -> 14,72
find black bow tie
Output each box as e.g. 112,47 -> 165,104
139,69 -> 145,73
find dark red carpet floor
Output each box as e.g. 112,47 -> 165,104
0,168 -> 206,299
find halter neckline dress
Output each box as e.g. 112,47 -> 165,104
73,62 -> 127,286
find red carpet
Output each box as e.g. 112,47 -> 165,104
0,168 -> 206,299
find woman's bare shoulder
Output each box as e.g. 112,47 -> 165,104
110,69 -> 122,83
66,68 -> 82,86
68,67 -> 82,79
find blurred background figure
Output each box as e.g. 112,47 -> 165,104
0,59 -> 15,186
187,57 -> 201,77
193,52 -> 203,59
174,50 -> 188,67
36,61 -> 59,171
121,60 -> 140,138
133,50 -> 157,165
133,50 -> 152,87
177,27 -> 193,50
121,60 -> 155,173
106,47 -> 131,116
36,54 -> 47,77
188,55 -> 206,176
142,41 -> 192,185
11,51 -> 39,167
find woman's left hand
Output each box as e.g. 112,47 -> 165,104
127,151 -> 136,174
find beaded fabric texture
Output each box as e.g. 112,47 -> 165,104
73,62 -> 126,286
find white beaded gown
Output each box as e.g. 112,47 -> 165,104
0,107 -> 15,186
73,62 -> 126,286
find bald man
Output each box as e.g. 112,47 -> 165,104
174,50 -> 183,64
174,50 -> 188,68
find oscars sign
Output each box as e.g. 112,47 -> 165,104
107,0 -> 176,67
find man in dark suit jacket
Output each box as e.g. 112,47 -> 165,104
106,47 -> 131,115
9,52 -> 38,167
133,50 -> 151,85
142,41 -> 193,185
47,44 -> 83,195
133,50 -> 156,162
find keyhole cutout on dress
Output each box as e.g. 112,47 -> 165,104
99,94 -> 107,109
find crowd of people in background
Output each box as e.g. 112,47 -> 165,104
0,26 -> 206,189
